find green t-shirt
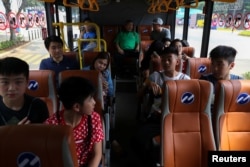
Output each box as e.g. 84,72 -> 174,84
115,31 -> 140,50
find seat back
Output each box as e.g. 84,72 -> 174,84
82,51 -> 99,68
140,40 -> 153,54
26,70 -> 58,116
161,80 -> 216,167
138,25 -> 152,40
58,70 -> 104,114
182,46 -> 195,58
102,25 -> 119,54
213,80 -> 250,150
64,51 -> 79,64
185,58 -> 211,79
0,124 -> 78,167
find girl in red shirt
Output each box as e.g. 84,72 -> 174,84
45,76 -> 104,167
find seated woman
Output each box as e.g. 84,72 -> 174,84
82,52 -> 123,155
170,38 -> 191,73
82,51 -> 114,107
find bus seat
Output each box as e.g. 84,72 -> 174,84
162,25 -> 171,30
82,51 -> 99,68
140,40 -> 153,57
160,80 -> 216,167
213,80 -> 250,150
0,124 -> 78,167
139,40 -> 153,69
138,25 -> 152,41
58,70 -> 110,166
26,70 -> 58,116
102,25 -> 119,54
185,58 -> 211,79
64,51 -> 79,63
182,46 -> 195,58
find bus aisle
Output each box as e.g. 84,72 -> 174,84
110,77 -> 143,166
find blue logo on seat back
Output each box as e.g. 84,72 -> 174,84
198,65 -> 207,73
181,92 -> 194,104
236,93 -> 250,104
17,152 -> 41,167
28,80 -> 38,91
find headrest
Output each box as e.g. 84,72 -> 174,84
162,80 -> 213,115
0,124 -> 78,167
216,80 -> 250,113
27,70 -> 56,97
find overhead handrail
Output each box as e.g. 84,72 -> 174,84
148,0 -> 180,13
157,0 -> 180,12
179,0 -> 198,8
147,0 -> 161,13
63,0 -> 81,7
77,38 -> 107,68
80,0 -> 100,11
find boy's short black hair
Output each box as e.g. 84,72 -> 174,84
58,76 -> 95,109
44,35 -> 63,50
0,57 -> 29,79
210,45 -> 237,64
159,46 -> 179,57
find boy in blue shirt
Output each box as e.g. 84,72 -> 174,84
39,35 -> 79,87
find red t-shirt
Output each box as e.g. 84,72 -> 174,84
45,110 -> 104,166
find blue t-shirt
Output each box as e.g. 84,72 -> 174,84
200,73 -> 243,88
39,56 -> 79,86
82,31 -> 97,49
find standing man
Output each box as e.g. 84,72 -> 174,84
150,17 -> 171,41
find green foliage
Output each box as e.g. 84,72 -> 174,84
0,35 -> 24,50
243,72 -> 250,79
238,30 -> 250,37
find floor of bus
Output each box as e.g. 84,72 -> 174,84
110,76 -> 145,167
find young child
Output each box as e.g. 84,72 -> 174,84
82,51 -> 114,107
146,46 -> 190,116
39,35 -> 79,87
0,57 -> 49,125
44,76 -> 104,167
200,45 -> 243,87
